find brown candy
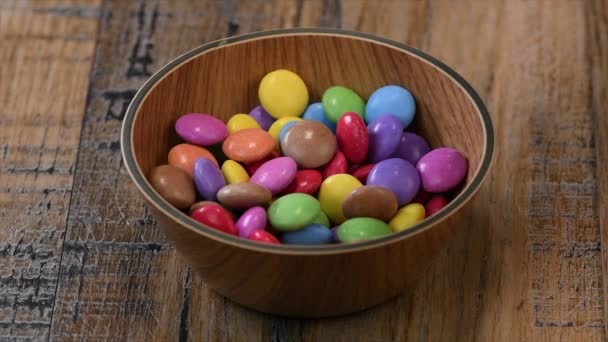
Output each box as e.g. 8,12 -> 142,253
342,186 -> 398,221
216,183 -> 272,209
280,121 -> 337,168
149,165 -> 196,209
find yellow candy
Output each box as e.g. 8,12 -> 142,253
268,116 -> 302,142
258,69 -> 309,119
318,174 -> 362,224
226,113 -> 261,134
389,203 -> 425,232
221,160 -> 250,184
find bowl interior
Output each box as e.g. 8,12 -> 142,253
125,30 -> 491,251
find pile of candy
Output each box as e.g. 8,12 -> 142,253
149,69 -> 467,245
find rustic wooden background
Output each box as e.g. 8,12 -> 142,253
1,0 -> 607,341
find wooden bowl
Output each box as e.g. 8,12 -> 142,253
121,28 -> 494,317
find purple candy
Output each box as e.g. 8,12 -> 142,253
367,158 -> 420,206
236,206 -> 267,238
416,147 -> 467,192
367,115 -> 403,163
391,132 -> 431,164
249,105 -> 276,130
193,158 -> 226,201
175,113 -> 227,146
330,226 -> 340,243
250,157 -> 297,195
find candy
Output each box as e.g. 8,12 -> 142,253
189,201 -> 219,215
367,158 -> 420,206
278,120 -> 299,142
416,147 -> 467,192
250,157 -> 297,195
281,224 -> 332,245
249,105 -> 276,130
236,206 -> 267,238
365,85 -> 415,128
342,186 -> 398,221
411,188 -> 431,204
168,143 -> 218,177
268,193 -> 321,231
425,194 -> 447,216
302,102 -> 336,132
391,132 -> 431,164
312,210 -> 330,227
249,230 -> 280,244
318,174 -> 362,224
337,217 -> 392,243
149,165 -> 196,209
389,203 -> 425,232
191,203 -> 237,235
322,86 -> 365,123
268,116 -> 303,142
321,150 -> 348,178
193,157 -> 226,201
175,113 -> 228,146
227,113 -> 261,134
222,128 -> 275,163
221,160 -> 249,184
244,151 -> 280,176
258,69 -> 309,118
367,115 -> 403,163
216,183 -> 272,209
281,121 -> 337,168
336,112 -> 368,163
350,163 -> 375,183
281,169 -> 323,195
330,226 -> 340,243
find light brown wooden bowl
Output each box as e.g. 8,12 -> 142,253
121,28 -> 494,318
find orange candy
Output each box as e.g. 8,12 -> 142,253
168,143 -> 218,177
222,128 -> 276,163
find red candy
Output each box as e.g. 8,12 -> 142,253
191,203 -> 237,235
412,188 -> 431,204
351,163 -> 375,183
336,112 -> 368,163
425,194 -> 447,217
281,169 -> 323,195
249,229 -> 280,244
321,150 -> 348,178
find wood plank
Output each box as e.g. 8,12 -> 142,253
585,0 -> 608,339
0,0 -> 100,340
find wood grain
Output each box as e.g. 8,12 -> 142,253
0,0 -> 605,341
0,0 -> 100,340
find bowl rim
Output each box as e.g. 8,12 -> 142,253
121,28 -> 495,255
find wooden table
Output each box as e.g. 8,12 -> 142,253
1,0 -> 606,340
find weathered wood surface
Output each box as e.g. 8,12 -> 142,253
0,0 -> 606,341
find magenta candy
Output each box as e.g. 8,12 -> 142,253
249,105 -> 276,130
193,157 -> 226,201
175,113 -> 228,146
367,115 -> 403,163
425,194 -> 447,217
236,206 -> 267,238
367,158 -> 420,206
391,132 -> 431,164
250,157 -> 297,195
416,147 -> 467,192
336,112 -> 368,164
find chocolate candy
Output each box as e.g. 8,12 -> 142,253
389,203 -> 425,232
365,85 -> 415,128
249,105 -> 276,130
175,113 -> 228,146
191,203 -> 236,235
337,217 -> 391,243
391,132 -> 431,164
321,150 -> 348,179
318,174 -> 362,224
281,169 -> 323,195
227,113 -> 261,134
193,157 -> 226,201
350,163 -> 375,184
249,229 -> 280,244
281,224 -> 332,245
342,186 -> 398,221
425,194 -> 447,216
236,206 -> 267,238
322,86 -> 365,123
168,143 -> 218,177
250,157 -> 297,195
217,183 -> 272,209
221,160 -> 249,184
367,158 -> 420,206
336,112 -> 368,163
416,147 -> 467,192
268,193 -> 321,231
302,102 -> 337,132
222,128 -> 275,163
258,69 -> 309,119
367,115 -> 403,163
149,165 -> 196,209
281,121 -> 337,168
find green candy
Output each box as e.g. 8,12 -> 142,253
322,86 -> 365,123
312,210 -> 330,227
268,193 -> 321,231
337,217 -> 392,243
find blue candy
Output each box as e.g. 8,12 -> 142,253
281,224 -> 332,245
302,102 -> 337,132
365,85 -> 416,128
